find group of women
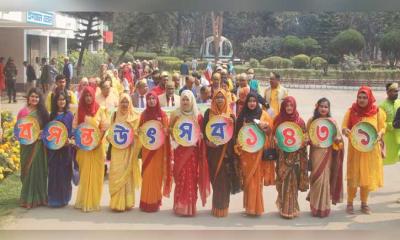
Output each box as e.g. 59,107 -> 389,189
17,78 -> 386,219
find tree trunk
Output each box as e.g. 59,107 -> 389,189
117,45 -> 131,63
77,15 -> 94,77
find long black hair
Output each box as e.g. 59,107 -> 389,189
27,87 -> 49,128
50,89 -> 70,120
312,97 -> 331,121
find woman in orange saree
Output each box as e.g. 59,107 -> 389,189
139,92 -> 172,212
234,92 -> 274,216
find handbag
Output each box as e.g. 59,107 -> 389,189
262,148 -> 278,161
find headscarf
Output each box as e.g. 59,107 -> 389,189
237,92 -> 262,131
140,91 -> 166,124
210,89 -> 230,115
348,86 -> 378,129
178,90 -> 199,117
273,96 -> 305,131
77,86 -> 100,124
115,93 -> 137,123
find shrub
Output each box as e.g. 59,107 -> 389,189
340,54 -> 361,71
159,60 -> 184,71
281,58 -> 293,68
261,56 -> 283,68
311,57 -> 328,70
249,58 -> 260,68
132,52 -> 157,60
291,54 -> 311,69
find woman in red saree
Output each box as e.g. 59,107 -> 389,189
306,98 -> 344,217
139,92 -> 172,212
170,90 -> 210,216
274,96 -> 309,219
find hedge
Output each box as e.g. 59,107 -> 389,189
261,56 -> 293,68
233,66 -> 400,80
133,52 -> 157,60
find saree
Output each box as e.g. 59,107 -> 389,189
203,93 -> 241,217
139,92 -> 172,212
172,113 -> 210,216
109,94 -> 142,211
306,117 -> 344,217
274,97 -> 309,219
235,111 -> 273,216
73,107 -> 110,212
47,111 -> 74,207
18,107 -> 48,208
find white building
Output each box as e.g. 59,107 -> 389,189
0,11 -> 104,89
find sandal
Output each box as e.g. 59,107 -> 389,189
346,204 -> 354,215
361,204 -> 371,215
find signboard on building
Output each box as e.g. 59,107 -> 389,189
27,11 -> 54,26
103,31 -> 113,43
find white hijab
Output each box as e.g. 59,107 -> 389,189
179,90 -> 199,117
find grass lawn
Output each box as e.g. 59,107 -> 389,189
0,173 -> 21,217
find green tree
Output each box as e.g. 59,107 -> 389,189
380,29 -> 400,67
241,36 -> 282,60
303,37 -> 320,56
66,12 -> 113,77
330,29 -> 366,57
282,35 -> 304,56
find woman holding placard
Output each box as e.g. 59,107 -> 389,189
274,96 -> 309,219
138,92 -> 172,212
306,98 -> 344,217
342,86 -> 385,215
73,87 -> 110,212
16,87 -> 49,208
234,92 -> 274,216
170,90 -> 210,216
47,90 -> 74,207
107,93 -> 141,211
203,89 -> 240,217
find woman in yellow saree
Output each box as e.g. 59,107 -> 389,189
108,93 -> 141,211
73,86 -> 110,212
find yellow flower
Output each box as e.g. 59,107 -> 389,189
0,174 -> 4,180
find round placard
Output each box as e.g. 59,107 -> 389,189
139,120 -> 165,150
74,122 -> 101,151
275,121 -> 304,153
308,118 -> 337,148
350,121 -> 378,152
237,123 -> 266,153
172,116 -> 201,147
205,115 -> 234,146
43,121 -> 68,150
14,116 -> 40,145
108,122 -> 134,149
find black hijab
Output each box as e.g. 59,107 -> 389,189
236,92 -> 263,132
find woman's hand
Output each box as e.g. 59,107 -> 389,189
206,140 -> 217,148
342,128 -> 351,137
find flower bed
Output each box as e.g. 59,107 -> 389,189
0,111 -> 20,182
